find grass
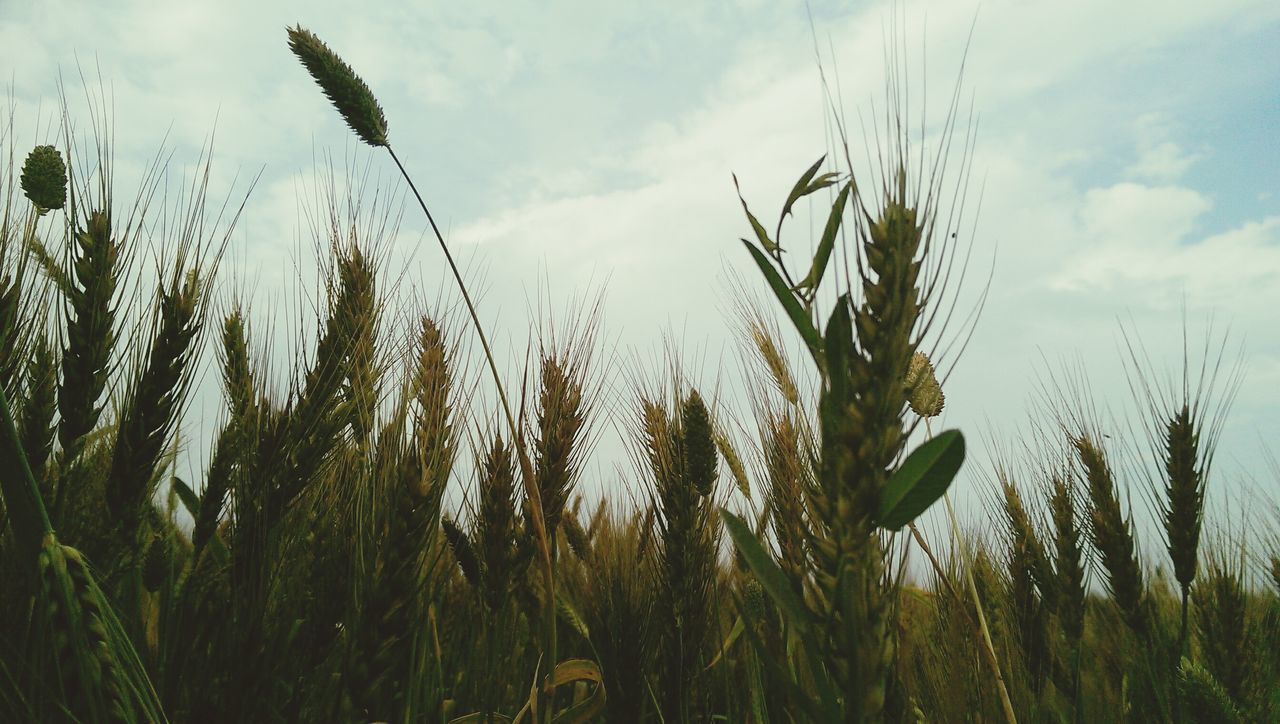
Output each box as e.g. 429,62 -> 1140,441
0,25 -> 1278,724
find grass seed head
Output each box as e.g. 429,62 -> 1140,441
21,144 -> 67,214
56,207 -> 121,482
1193,556 -> 1252,703
141,533 -> 169,592
905,351 -> 945,418
681,389 -> 717,497
19,337 -> 59,488
1048,474 -> 1086,644
1163,404 -> 1204,593
1177,657 -> 1245,724
287,25 -> 389,147
534,355 -> 587,540
107,271 -> 203,527
1074,435 -> 1148,635
442,516 -> 481,591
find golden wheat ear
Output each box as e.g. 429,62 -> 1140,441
287,25 -> 389,147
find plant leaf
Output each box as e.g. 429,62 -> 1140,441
732,588 -> 838,723
804,171 -> 841,194
823,295 -> 854,398
721,509 -> 812,626
740,239 -> 823,366
777,155 -> 826,237
548,659 -> 606,723
793,181 -> 853,297
705,615 -> 745,671
171,476 -> 201,518
877,429 -> 966,530
733,173 -> 779,253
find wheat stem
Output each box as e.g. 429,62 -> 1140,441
930,419 -> 1016,724
383,145 -> 557,718
0,384 -> 53,555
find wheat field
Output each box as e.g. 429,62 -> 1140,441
0,25 -> 1277,724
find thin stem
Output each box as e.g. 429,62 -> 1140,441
0,385 -> 54,557
770,247 -> 801,294
384,145 -> 557,718
928,418 -> 1017,724
907,522 -> 961,602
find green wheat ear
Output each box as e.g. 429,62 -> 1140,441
21,144 -> 68,214
287,25 -> 389,147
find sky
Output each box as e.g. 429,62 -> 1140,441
4,0 -> 1279,563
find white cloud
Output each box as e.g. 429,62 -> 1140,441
1127,141 -> 1198,183
4,0 -> 1279,527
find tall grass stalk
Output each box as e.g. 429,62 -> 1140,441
285,30 -> 561,715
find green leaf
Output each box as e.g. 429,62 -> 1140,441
777,155 -> 826,237
705,615 -> 745,671
170,476 -> 201,518
793,181 -> 853,297
804,171 -> 841,195
740,239 -> 823,366
822,296 -> 854,397
877,430 -> 966,530
732,589 -> 836,723
721,509 -> 812,626
733,173 -> 779,253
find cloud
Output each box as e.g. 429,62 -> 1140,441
5,0 -> 1280,528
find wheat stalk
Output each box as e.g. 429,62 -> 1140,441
286,33 -> 561,707
18,336 -> 58,488
106,269 -> 203,533
532,354 -> 587,550
55,209 -> 120,517
1074,435 -> 1149,637
1193,546 -> 1253,707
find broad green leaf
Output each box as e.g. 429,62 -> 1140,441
170,476 -> 201,518
777,155 -> 826,237
721,509 -> 812,626
733,173 -> 779,253
877,430 -> 966,530
740,239 -> 823,365
793,181 -> 853,297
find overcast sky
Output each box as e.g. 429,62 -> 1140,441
5,1 -> 1279,555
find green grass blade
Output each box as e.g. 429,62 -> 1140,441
739,240 -> 823,366
169,476 -> 201,518
734,174 -> 779,253
776,155 -> 826,237
793,181 -> 852,299
721,509 -> 812,627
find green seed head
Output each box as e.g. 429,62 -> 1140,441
904,351 -> 945,418
142,535 -> 170,592
21,145 -> 68,214
743,578 -> 766,620
287,25 -> 389,147
681,390 -> 718,497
